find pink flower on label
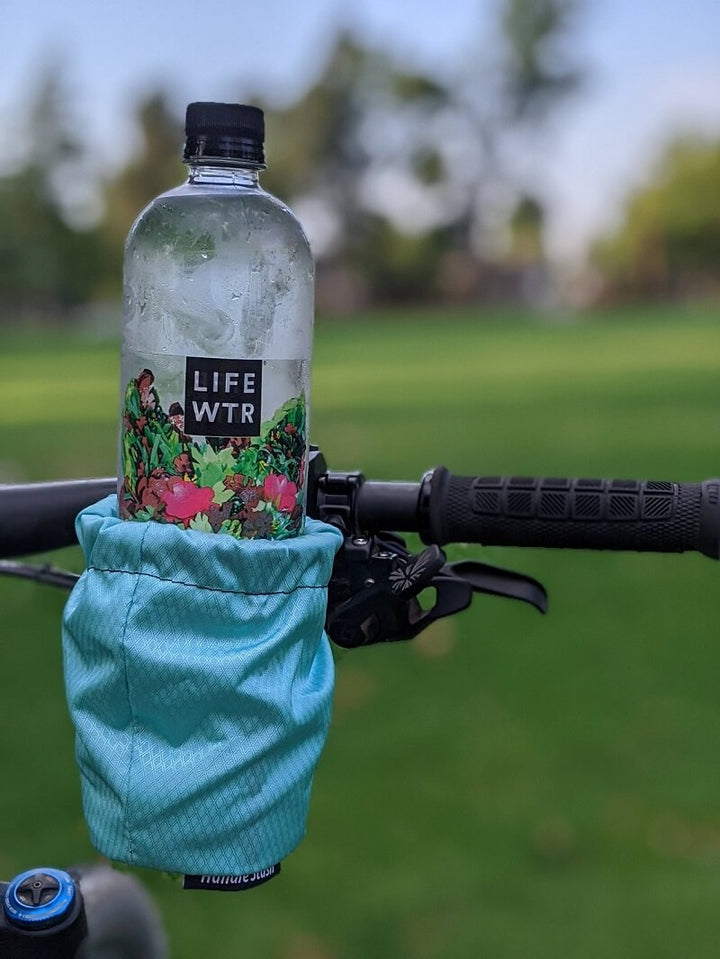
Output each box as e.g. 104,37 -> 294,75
161,481 -> 215,521
262,473 -> 298,512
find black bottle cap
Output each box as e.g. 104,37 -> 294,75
183,102 -> 265,166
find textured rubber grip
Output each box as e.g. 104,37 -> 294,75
427,469 -> 720,558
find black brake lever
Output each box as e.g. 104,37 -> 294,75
327,536 -> 547,649
442,560 -> 547,614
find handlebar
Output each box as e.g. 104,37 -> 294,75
1,459 -> 719,560
419,469 -> 720,559
0,479 -> 116,560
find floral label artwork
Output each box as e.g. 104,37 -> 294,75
120,366 -> 307,539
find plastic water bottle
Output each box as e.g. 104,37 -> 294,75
119,102 -> 313,539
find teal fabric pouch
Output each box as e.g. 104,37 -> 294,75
62,495 -> 342,879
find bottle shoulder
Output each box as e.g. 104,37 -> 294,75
129,180 -> 291,217
128,182 -> 309,243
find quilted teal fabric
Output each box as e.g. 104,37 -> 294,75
62,495 -> 342,876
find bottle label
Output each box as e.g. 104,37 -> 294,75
120,356 -> 307,539
184,357 -> 264,436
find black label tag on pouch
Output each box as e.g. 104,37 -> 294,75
184,357 -> 263,437
183,863 -> 281,891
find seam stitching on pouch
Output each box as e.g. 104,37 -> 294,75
87,565 -> 330,595
118,525 -> 150,865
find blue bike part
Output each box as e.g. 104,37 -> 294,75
62,495 -> 342,877
3,868 -> 76,929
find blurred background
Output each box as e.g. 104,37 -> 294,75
1,1 -> 720,957
2,0 -> 720,321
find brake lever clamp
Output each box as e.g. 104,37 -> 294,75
326,534 -> 445,648
326,533 -> 548,650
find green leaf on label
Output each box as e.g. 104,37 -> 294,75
149,431 -> 162,470
217,447 -> 236,470
192,444 -> 217,467
234,445 -> 261,478
271,512 -> 295,539
220,518 -> 242,536
189,514 -> 213,533
212,481 -> 235,505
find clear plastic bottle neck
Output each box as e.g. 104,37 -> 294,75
186,163 -> 261,188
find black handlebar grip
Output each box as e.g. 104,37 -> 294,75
426,468 -> 720,558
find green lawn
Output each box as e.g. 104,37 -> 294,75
1,304 -> 720,958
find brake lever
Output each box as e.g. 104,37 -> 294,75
442,560 -> 547,614
326,536 -> 547,649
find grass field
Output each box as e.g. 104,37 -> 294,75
1,304 -> 720,958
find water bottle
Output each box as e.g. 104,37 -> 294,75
119,102 -> 313,539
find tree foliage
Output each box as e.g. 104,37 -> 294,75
592,138 -> 720,301
501,0 -> 582,120
0,60 -> 104,316
100,94 -> 185,262
260,2 -> 583,307
1,3 -> 585,318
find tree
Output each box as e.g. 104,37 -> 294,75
259,3 -> 584,307
0,58 -> 105,316
592,138 -> 720,301
99,92 -> 185,288
261,33 -> 454,306
500,0 -> 582,122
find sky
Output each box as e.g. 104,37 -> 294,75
1,0 -> 719,262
